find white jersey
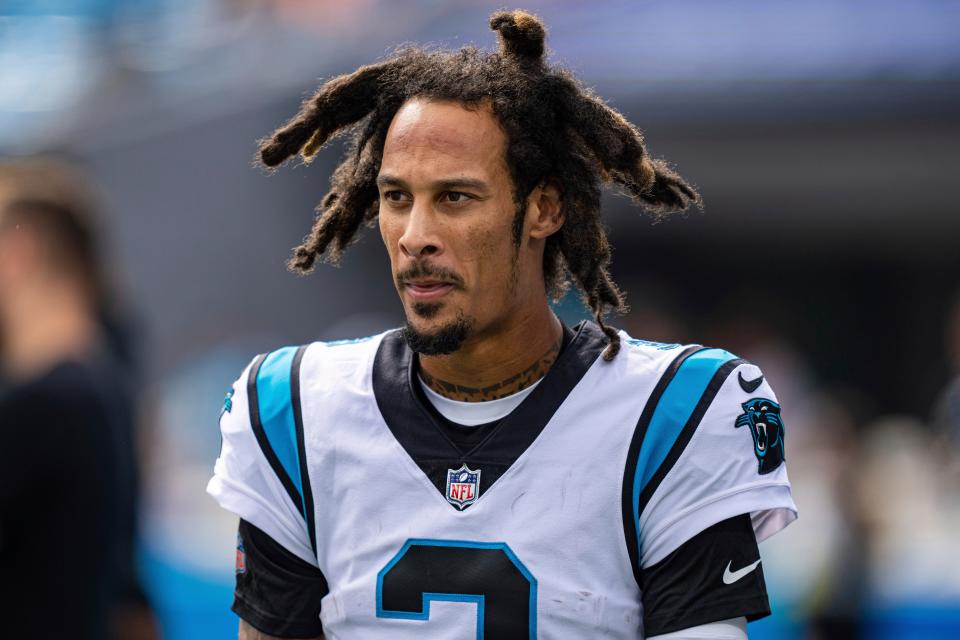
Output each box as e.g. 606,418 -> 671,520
208,322 -> 796,639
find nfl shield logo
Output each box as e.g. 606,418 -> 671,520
445,464 -> 481,509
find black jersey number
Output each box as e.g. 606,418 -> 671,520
376,539 -> 537,639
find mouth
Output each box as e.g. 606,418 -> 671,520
403,280 -> 455,302
756,422 -> 768,453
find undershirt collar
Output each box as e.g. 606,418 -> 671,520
417,375 -> 542,426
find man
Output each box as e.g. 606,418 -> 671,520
208,11 -> 796,639
0,159 -> 155,639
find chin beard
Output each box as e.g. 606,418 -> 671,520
402,312 -> 473,356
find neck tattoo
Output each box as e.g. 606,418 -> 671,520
419,337 -> 563,402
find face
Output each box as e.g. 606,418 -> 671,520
0,214 -> 46,302
0,214 -> 32,354
377,98 -> 560,354
0,217 -> 19,304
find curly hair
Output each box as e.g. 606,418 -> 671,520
258,10 -> 700,360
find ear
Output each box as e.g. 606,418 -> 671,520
526,181 -> 564,240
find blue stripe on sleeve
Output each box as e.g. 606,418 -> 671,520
632,348 -> 737,545
255,346 -> 305,516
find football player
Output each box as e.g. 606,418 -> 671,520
208,11 -> 796,639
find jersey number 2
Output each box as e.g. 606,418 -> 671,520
376,539 -> 537,639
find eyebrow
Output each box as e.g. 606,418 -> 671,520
376,174 -> 490,193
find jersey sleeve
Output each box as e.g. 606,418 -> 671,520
234,519 -> 327,638
630,350 -> 797,569
206,347 -> 318,566
641,515 -> 768,635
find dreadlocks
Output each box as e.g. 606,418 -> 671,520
258,10 -> 700,360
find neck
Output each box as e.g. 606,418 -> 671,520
0,280 -> 98,381
418,301 -> 563,402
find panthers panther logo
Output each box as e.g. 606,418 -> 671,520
735,398 -> 785,475
220,387 -> 234,418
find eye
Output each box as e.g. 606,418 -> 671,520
383,190 -> 410,203
761,406 -> 768,411
441,191 -> 473,204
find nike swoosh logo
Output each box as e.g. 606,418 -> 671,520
738,371 -> 764,393
723,559 -> 761,585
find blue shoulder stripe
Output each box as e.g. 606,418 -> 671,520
620,347 -> 743,581
256,346 -> 303,503
246,345 -> 316,553
632,348 -> 738,500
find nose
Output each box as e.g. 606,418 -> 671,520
398,202 -> 442,259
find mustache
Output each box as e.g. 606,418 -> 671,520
395,262 -> 465,289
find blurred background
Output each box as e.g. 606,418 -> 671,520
1,0 -> 958,638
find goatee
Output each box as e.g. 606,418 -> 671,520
402,313 -> 473,355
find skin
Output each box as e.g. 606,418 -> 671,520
377,97 -> 565,400
0,215 -> 98,381
417,337 -> 561,401
239,620 -> 322,640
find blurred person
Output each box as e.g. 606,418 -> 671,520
856,418 -> 960,634
934,295 -> 960,447
0,159 -> 156,639
801,398 -> 869,640
208,11 -> 797,640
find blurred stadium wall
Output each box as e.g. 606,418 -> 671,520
2,1 -> 959,638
